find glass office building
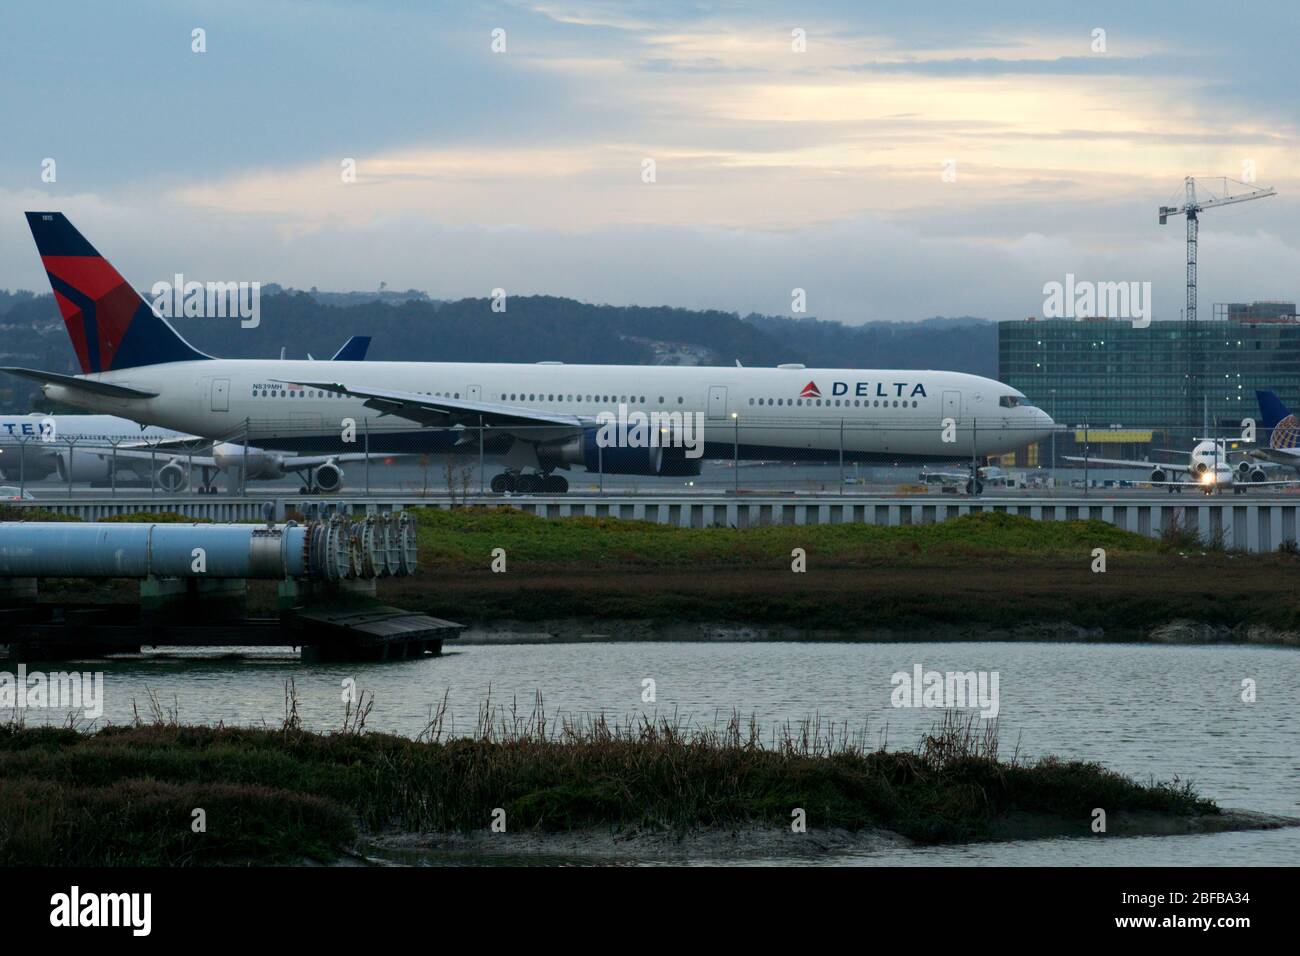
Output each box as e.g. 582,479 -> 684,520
998,303 -> 1300,457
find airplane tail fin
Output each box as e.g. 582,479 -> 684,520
331,335 -> 371,361
24,212 -> 209,374
1256,390 -> 1299,449
1256,390 -> 1291,430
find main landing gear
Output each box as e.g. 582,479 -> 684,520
196,466 -> 219,494
489,471 -> 569,494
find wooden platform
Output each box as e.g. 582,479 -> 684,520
294,607 -> 464,661
0,602 -> 463,662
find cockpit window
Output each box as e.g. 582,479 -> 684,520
999,395 -> 1020,408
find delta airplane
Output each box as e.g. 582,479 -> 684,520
2,212 -> 1055,494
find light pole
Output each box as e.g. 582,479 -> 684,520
839,418 -> 845,496
1083,422 -> 1090,497
241,418 -> 250,496
1049,388 -> 1057,493
731,412 -> 739,496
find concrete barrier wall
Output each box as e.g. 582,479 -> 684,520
12,494 -> 1300,553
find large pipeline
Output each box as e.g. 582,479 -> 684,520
0,513 -> 417,581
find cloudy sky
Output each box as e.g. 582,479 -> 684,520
2,0 -> 1298,323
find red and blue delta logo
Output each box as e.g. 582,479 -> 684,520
795,378 -> 928,400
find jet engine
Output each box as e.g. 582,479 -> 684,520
0,446 -> 59,481
53,450 -> 113,484
1149,468 -> 1167,484
537,430 -> 702,477
157,459 -> 190,492
312,461 -> 344,492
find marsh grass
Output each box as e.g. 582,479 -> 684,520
411,507 -> 1169,569
382,507 -> 1297,633
0,685 -> 1215,865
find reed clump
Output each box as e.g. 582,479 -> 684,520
0,692 -> 1214,865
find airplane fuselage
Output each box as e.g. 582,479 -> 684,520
43,360 -> 1054,464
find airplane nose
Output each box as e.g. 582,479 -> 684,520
1032,408 -> 1056,441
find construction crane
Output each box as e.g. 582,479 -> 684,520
1159,176 -> 1276,324
1159,176 -> 1276,443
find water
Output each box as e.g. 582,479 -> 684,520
21,640 -> 1300,865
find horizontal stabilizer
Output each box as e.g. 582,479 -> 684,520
0,366 -> 158,399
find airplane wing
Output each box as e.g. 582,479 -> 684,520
283,380 -> 594,435
278,451 -> 420,469
1249,447 -> 1300,470
919,470 -> 972,482
1143,474 -> 1300,488
86,446 -> 398,473
83,447 -> 218,468
1062,455 -> 1190,474
118,435 -> 213,452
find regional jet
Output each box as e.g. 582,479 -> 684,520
2,212 -> 1055,494
1064,437 -> 1298,495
